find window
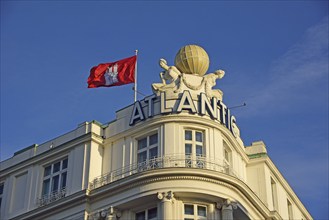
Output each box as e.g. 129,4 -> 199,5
137,133 -> 158,170
184,204 -> 207,220
271,178 -> 278,210
136,207 -> 157,220
0,183 -> 3,209
223,142 -> 231,174
287,199 -> 293,220
42,158 -> 68,198
184,130 -> 204,168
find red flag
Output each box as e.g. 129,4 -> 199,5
87,55 -> 137,88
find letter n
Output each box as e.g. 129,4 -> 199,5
200,93 -> 217,119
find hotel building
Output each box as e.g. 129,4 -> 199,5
0,45 -> 312,220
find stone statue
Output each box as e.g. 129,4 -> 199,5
152,45 -> 225,100
152,59 -> 182,93
204,69 -> 225,99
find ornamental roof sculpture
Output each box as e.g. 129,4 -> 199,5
152,45 -> 225,100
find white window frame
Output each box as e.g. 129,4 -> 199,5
183,204 -> 207,220
135,207 -> 157,220
184,129 -> 205,168
223,141 -> 232,174
137,133 -> 159,168
41,157 -> 68,198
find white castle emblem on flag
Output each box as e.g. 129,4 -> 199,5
105,63 -> 119,85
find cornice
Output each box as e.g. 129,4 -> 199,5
248,156 -> 312,219
0,132 -> 103,177
9,190 -> 88,220
88,168 -> 273,219
8,168 -> 290,220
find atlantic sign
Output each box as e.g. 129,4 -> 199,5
129,91 -> 239,137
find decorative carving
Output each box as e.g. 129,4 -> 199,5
88,206 -> 121,220
152,59 -> 182,93
203,70 -> 225,99
174,45 -> 210,76
152,52 -> 225,100
157,191 -> 175,202
157,192 -> 164,200
216,199 -> 238,210
167,191 -> 174,200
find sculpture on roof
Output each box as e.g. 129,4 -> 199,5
152,45 -> 225,100
151,59 -> 182,93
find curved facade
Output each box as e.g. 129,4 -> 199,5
0,49 -> 312,220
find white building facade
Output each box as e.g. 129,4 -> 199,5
0,45 -> 312,220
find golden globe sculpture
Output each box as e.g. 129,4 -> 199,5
174,45 -> 209,76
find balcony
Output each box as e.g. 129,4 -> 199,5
37,187 -> 66,207
89,155 -> 241,190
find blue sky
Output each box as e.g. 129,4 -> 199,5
1,1 -> 328,219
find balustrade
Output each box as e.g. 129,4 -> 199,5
89,154 -> 240,190
37,187 -> 66,207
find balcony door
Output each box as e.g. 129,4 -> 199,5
184,130 -> 204,168
137,133 -> 158,171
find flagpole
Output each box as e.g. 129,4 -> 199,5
134,49 -> 138,102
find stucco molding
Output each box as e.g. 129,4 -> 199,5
88,168 -> 273,219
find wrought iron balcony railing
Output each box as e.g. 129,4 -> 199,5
37,187 -> 66,207
89,154 -> 240,191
